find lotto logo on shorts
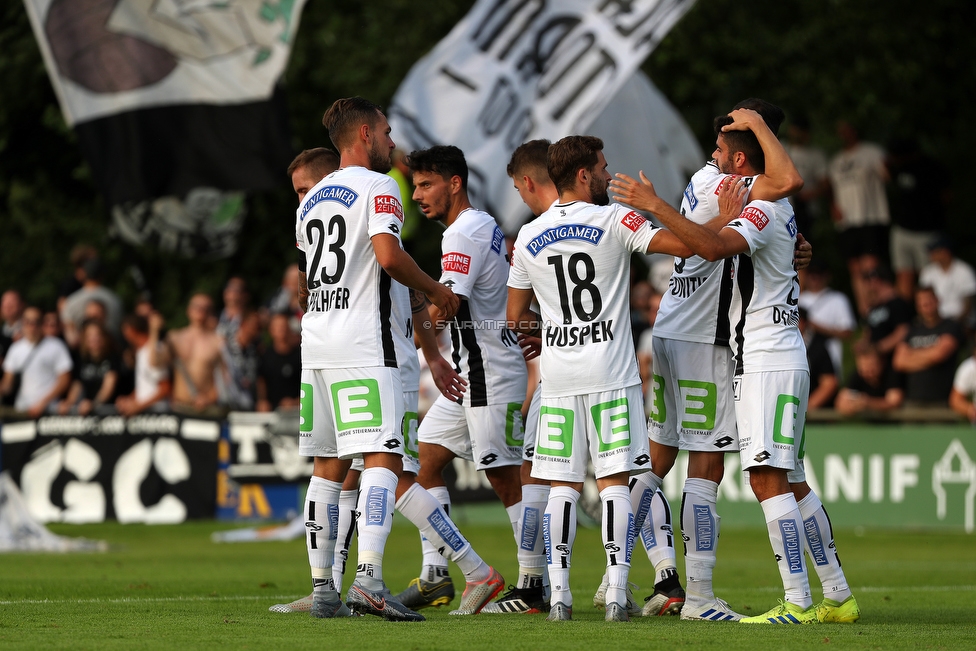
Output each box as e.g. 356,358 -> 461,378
330,379 -> 383,431
537,407 -> 574,458
741,206 -> 769,231
591,398 -> 631,452
374,195 -> 404,221
621,210 -> 647,232
300,383 -> 313,432
442,252 -> 471,274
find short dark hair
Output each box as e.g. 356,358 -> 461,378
713,99 -> 786,174
507,139 -> 551,180
321,97 -> 384,151
287,148 -> 339,179
547,135 -> 603,194
122,313 -> 148,335
406,145 -> 468,190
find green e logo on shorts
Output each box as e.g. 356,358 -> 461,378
678,380 -> 716,430
300,383 -> 313,432
403,411 -> 419,458
649,375 -> 667,424
773,394 -> 801,445
331,379 -> 383,431
537,406 -> 574,458
591,398 -> 631,452
506,402 -> 525,447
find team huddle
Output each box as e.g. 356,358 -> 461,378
275,96 -> 860,625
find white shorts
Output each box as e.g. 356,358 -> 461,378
531,384 -> 650,483
733,370 -> 808,481
648,338 -> 738,452
418,394 -> 524,471
402,390 -> 420,475
350,390 -> 419,474
298,366 -> 404,460
890,225 -> 937,272
523,381 -> 542,462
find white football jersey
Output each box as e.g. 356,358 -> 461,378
509,201 -> 659,398
296,166 -> 409,369
654,162 -> 754,347
440,208 -> 526,406
726,198 -> 808,373
391,282 -> 420,392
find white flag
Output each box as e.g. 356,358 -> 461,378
388,0 -> 698,232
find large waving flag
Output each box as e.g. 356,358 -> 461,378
24,0 -> 306,257
388,0 -> 699,233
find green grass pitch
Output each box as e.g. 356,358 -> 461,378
1,505 -> 974,651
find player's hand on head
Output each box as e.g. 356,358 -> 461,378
794,232 -> 813,270
518,333 -> 542,362
718,175 -> 747,222
610,171 -> 659,211
722,108 -> 760,132
428,354 -> 467,402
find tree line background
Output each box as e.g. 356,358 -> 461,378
1,0 -> 973,323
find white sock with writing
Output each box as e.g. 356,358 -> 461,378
601,485 -> 634,608
332,488 -> 358,594
544,486 -> 579,607
760,493 -> 812,609
682,478 -> 720,601
418,485 -> 451,582
353,467 -> 397,592
305,476 -> 342,597
797,491 -> 852,602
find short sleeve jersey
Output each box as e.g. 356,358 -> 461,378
509,201 -> 658,398
653,162 -> 752,347
952,357 -> 976,402
828,142 -> 890,228
295,166 -> 410,369
726,198 -> 808,374
391,282 -> 420,393
440,208 -> 525,406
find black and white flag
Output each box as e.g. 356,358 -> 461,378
388,0 -> 700,233
24,0 -> 306,256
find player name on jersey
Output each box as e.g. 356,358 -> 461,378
545,319 -> 614,347
306,287 -> 350,313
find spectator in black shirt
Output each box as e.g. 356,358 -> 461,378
58,320 -> 119,415
800,307 -> 838,409
892,286 -> 964,406
836,341 -> 904,416
256,312 -> 302,412
861,265 -> 912,367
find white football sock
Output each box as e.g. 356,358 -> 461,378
797,491 -> 852,602
353,467 -> 397,591
601,485 -> 634,608
639,488 -> 678,583
418,485 -> 451,582
332,488 -> 358,594
760,493 -> 812,609
396,482 -> 490,582
517,484 -> 550,588
305,476 -> 342,596
544,486 -> 579,607
682,478 -> 719,601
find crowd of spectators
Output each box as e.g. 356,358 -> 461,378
0,258 -> 304,420
2,119 -> 973,425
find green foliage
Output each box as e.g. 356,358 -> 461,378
1,1 -> 973,320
